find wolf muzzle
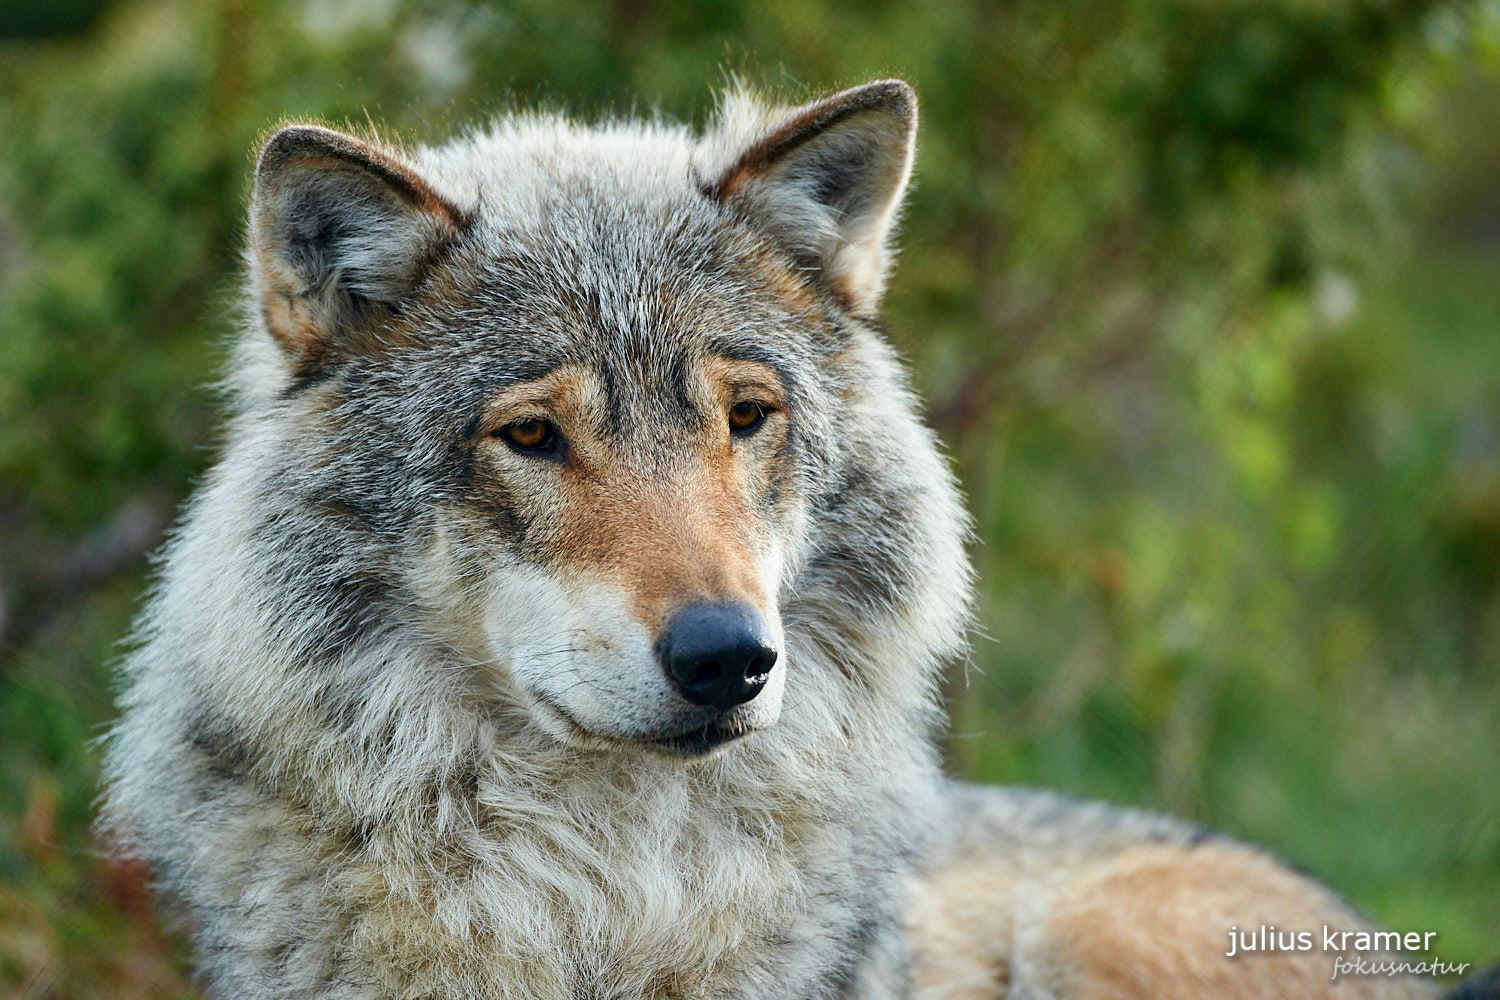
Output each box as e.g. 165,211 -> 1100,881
658,602 -> 778,711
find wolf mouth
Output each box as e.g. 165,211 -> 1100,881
532,693 -> 755,758
646,717 -> 755,758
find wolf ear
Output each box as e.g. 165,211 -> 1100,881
249,125 -> 465,367
712,80 -> 917,314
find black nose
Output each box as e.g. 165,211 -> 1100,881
658,603 -> 778,710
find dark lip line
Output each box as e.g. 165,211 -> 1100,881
530,693 -> 753,756
646,718 -> 753,756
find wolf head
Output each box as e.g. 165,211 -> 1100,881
233,80 -> 966,761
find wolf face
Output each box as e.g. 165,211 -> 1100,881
445,335 -> 801,757
241,81 -> 942,761
459,346 -> 794,757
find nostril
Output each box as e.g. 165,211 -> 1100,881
658,603 -> 779,710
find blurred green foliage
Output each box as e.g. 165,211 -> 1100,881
2,0 -> 1498,994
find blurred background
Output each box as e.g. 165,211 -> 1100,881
2,0 -> 1498,995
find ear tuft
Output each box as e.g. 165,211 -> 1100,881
712,80 -> 918,314
249,124 -> 464,367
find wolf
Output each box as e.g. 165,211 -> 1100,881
102,79 -> 1436,999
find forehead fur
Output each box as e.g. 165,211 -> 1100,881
406,86 -> 794,219
365,105 -> 834,406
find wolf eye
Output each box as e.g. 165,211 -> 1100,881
499,418 -> 557,453
728,401 -> 767,436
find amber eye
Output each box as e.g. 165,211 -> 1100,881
728,401 -> 767,436
499,418 -> 557,453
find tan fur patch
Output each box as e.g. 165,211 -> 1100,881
1039,842 -> 1430,1000
905,862 -> 1017,1000
475,367 -> 595,439
558,466 -> 764,626
257,263 -> 324,359
256,260 -> 426,366
703,357 -> 787,415
909,841 -> 1436,1000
